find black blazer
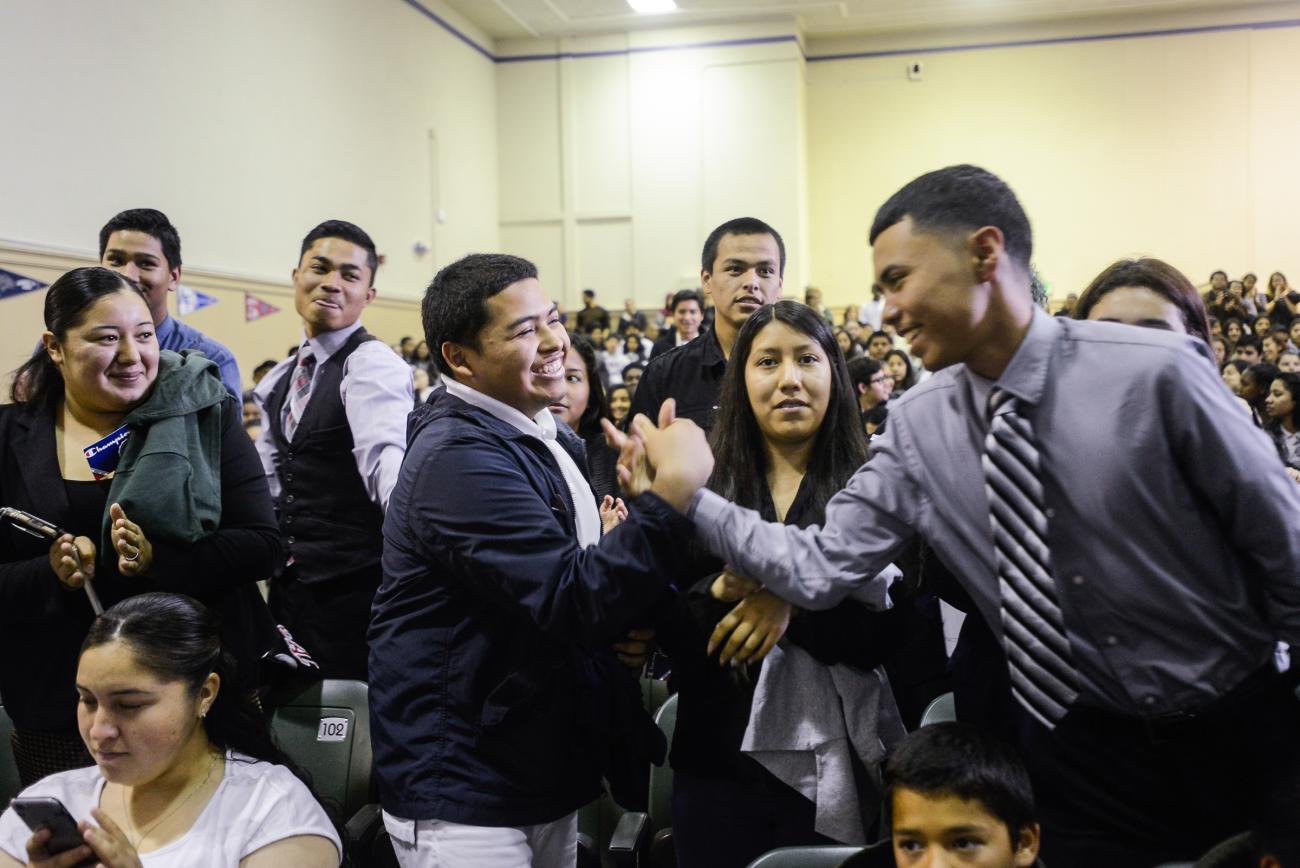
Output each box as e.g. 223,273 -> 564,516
0,400 -> 281,732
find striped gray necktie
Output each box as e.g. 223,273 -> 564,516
284,348 -> 316,442
983,387 -> 1079,728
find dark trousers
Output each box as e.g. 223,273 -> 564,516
671,771 -> 835,868
1017,666 -> 1300,867
269,564 -> 379,682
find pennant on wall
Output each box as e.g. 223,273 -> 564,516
178,283 -> 219,316
0,267 -> 49,300
245,292 -> 280,322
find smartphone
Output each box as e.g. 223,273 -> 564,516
9,797 -> 90,862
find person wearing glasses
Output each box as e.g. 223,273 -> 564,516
847,356 -> 893,422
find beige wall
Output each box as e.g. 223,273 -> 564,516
806,4 -> 1300,308
0,242 -> 422,398
496,23 -> 810,311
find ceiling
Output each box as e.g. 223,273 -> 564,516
441,0 -> 1271,41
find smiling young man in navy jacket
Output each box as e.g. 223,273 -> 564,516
368,253 -> 705,867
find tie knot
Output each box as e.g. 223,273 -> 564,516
988,387 -> 1016,420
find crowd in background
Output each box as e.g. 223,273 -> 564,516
1,169 -> 1299,868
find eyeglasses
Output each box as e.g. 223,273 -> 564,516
869,375 -> 895,386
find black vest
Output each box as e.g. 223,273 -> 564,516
265,327 -> 384,584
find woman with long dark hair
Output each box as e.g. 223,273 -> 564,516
654,301 -> 919,867
548,336 -> 624,525
0,593 -> 340,866
0,267 -> 280,786
1265,372 -> 1300,475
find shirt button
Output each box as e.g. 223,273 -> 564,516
286,495 -> 295,504
1104,634 -> 1119,647
1144,696 -> 1158,706
1071,574 -> 1085,587
1045,508 -> 1056,519
287,536 -> 295,545
286,473 -> 294,482
285,516 -> 294,525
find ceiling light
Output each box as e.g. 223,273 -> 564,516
628,0 -> 676,14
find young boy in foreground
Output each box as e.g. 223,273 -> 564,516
843,722 -> 1042,868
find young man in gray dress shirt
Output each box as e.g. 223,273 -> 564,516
622,165 -> 1300,866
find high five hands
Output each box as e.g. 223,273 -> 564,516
601,399 -> 714,513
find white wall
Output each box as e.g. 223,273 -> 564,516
805,2 -> 1300,307
0,0 -> 499,302
496,23 -> 810,311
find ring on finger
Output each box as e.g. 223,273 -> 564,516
122,545 -> 140,563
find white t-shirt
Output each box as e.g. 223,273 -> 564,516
0,753 -> 341,867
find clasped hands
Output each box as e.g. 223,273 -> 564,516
47,502 -> 154,590
600,399 -> 714,513
601,401 -> 790,666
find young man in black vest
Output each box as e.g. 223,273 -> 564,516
253,220 -> 413,679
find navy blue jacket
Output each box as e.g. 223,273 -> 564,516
368,391 -> 692,825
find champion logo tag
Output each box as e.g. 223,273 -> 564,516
83,425 -> 131,480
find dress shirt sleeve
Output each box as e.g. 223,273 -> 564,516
340,341 -> 413,512
147,399 -> 282,595
1160,348 -> 1300,641
689,432 -> 921,610
251,361 -> 292,500
403,434 -> 694,650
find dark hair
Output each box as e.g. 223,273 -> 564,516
253,359 -> 278,377
1073,258 -> 1212,346
1268,372 -> 1300,432
884,722 -> 1037,839
299,219 -> 378,279
423,253 -> 539,377
624,334 -> 644,356
700,217 -> 786,277
83,593 -> 289,767
606,384 -> 632,427
582,288 -> 595,299
869,165 -> 1033,270
1210,270 -> 1228,283
846,355 -> 884,392
1235,334 -> 1263,355
567,335 -> 608,440
670,289 -> 703,315
1223,359 -> 1250,376
867,330 -> 892,346
10,267 -> 144,408
884,349 -> 917,391
621,361 -> 644,380
99,208 -> 182,270
707,301 -> 866,520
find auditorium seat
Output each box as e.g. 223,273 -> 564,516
0,705 -> 18,806
268,679 -> 388,862
745,845 -> 869,868
918,692 -> 956,727
609,692 -> 678,868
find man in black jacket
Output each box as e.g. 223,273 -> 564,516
369,253 -> 706,866
633,217 -> 785,433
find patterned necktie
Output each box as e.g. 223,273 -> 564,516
982,387 -> 1080,728
283,348 -> 316,442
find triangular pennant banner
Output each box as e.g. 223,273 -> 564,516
178,284 -> 219,316
0,267 -> 49,300
245,292 -> 280,322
